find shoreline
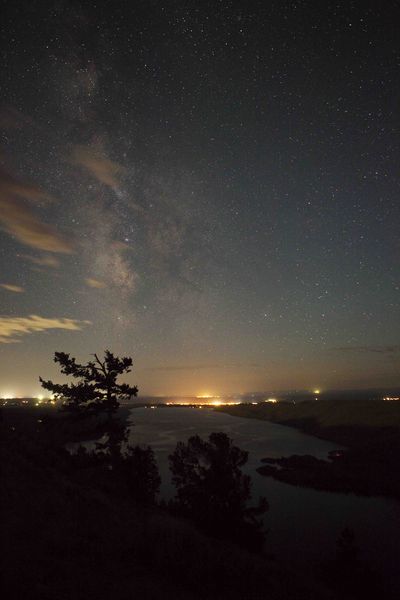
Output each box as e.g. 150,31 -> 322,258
215,400 -> 400,501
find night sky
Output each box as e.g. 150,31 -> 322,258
0,1 -> 399,397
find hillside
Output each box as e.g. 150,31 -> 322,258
215,399 -> 400,446
1,407 -> 333,600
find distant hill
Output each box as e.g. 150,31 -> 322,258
215,398 -> 400,438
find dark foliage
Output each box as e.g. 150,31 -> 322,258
62,412 -> 160,506
123,444 -> 161,505
169,431 -> 268,551
95,416 -> 129,463
319,527 -> 382,599
40,350 -> 138,417
71,440 -> 161,506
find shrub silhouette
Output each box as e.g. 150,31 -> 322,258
169,432 -> 268,551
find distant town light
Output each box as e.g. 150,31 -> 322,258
313,389 -> 321,395
265,398 -> 278,403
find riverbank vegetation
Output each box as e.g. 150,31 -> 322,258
215,399 -> 400,500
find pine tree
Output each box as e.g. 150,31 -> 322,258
40,350 -> 138,418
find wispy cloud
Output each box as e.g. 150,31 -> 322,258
0,168 -> 74,254
85,278 -> 107,289
71,145 -> 125,189
0,315 -> 91,343
332,345 -> 400,355
0,166 -> 53,204
21,254 -> 60,268
0,284 -> 24,293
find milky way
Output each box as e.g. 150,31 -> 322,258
0,1 -> 399,396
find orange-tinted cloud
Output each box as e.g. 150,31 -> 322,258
0,168 -> 74,253
85,277 -> 107,289
0,167 -> 53,204
0,315 -> 91,343
71,145 -> 125,189
21,254 -> 60,268
0,283 -> 24,293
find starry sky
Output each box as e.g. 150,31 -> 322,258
0,0 -> 399,398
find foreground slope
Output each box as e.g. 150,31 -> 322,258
1,407 -> 332,600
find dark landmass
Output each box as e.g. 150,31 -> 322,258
215,400 -> 400,500
1,405 -> 334,600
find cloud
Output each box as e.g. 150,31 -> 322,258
332,345 -> 400,355
85,278 -> 107,289
0,168 -> 74,254
71,145 -> 125,189
0,166 -> 54,204
0,315 -> 91,343
20,254 -> 60,268
0,284 -> 24,293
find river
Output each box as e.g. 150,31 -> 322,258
127,406 -> 400,592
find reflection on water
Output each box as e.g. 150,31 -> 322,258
127,406 -> 400,590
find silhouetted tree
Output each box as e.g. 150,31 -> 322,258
95,415 -> 129,463
169,432 -> 268,551
124,444 -> 161,505
40,350 -> 138,418
39,351 -> 161,507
